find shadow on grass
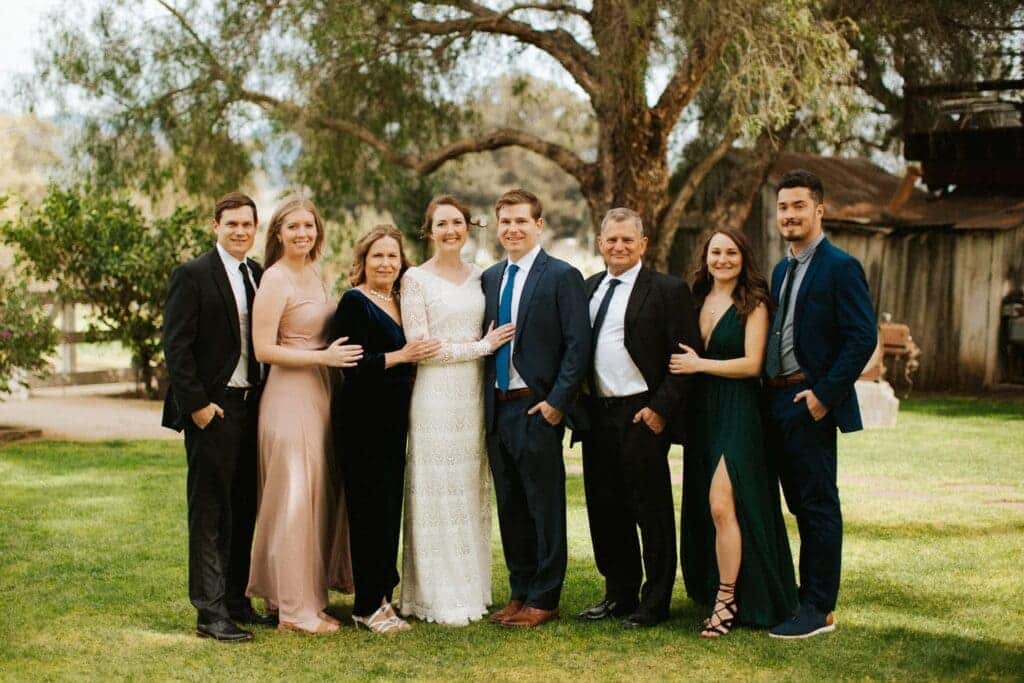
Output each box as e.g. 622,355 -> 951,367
845,519 -> 1024,541
901,397 -> 1024,420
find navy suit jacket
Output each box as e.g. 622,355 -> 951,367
482,249 -> 591,432
161,248 -> 264,432
770,238 -> 876,433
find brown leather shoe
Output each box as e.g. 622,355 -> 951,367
501,607 -> 560,629
488,600 -> 524,624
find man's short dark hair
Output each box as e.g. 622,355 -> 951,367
214,192 -> 258,223
777,169 -> 824,205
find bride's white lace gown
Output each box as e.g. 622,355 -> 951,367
398,265 -> 493,626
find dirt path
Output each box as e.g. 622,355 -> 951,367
0,384 -> 176,441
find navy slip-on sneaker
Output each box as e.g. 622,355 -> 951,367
769,606 -> 836,639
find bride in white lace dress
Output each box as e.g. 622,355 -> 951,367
398,196 -> 515,626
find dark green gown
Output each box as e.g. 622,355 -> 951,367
681,304 -> 799,627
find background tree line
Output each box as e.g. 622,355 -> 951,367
1,0 -> 1020,392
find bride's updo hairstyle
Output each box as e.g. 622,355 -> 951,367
419,194 -> 484,238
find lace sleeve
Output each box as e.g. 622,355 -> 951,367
400,270 -> 491,366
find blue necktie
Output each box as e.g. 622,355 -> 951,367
765,258 -> 798,379
495,263 -> 519,391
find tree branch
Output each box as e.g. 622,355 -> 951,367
654,125 -> 738,265
237,88 -> 596,185
651,29 -> 729,135
504,2 -> 590,19
153,0 -> 228,79
410,1 -> 599,97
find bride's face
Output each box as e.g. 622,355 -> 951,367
428,204 -> 468,254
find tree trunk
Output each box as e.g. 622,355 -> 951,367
704,121 -> 795,232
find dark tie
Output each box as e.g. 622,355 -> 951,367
591,277 -> 623,356
765,258 -> 798,379
495,263 -> 519,392
239,262 -> 260,387
589,278 -> 622,393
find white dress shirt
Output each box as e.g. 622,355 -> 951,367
216,243 -> 258,388
589,260 -> 649,397
496,244 -> 541,390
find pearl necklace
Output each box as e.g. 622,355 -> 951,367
364,287 -> 394,304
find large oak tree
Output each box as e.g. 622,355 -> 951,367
35,0 -> 856,269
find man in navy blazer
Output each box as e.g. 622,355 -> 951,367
764,170 -> 876,639
481,189 -> 591,629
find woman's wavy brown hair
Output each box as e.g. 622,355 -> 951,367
347,224 -> 414,294
263,195 -> 325,269
690,228 -> 772,321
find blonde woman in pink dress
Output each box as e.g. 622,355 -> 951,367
246,196 -> 361,634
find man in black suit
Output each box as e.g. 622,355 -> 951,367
162,192 -> 274,642
574,208 -> 701,628
482,188 -> 591,629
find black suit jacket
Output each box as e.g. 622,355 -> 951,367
161,248 -> 263,431
481,249 -> 591,431
576,266 -> 702,445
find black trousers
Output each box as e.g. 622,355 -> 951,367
340,411 -> 408,617
767,383 -> 842,614
487,395 -> 567,611
183,391 -> 258,624
581,393 -> 675,617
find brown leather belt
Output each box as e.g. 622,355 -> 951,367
496,388 -> 533,402
765,372 -> 808,388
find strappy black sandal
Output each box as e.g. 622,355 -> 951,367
700,582 -> 738,638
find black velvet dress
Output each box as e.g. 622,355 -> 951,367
331,289 -> 413,617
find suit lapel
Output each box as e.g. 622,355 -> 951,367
209,250 -> 241,344
624,267 -> 653,333
793,238 -> 828,337
771,260 -> 785,304
514,249 -> 548,336
585,271 -> 605,301
486,260 -> 505,323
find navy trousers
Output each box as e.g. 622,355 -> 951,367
767,383 -> 842,614
487,395 -> 567,611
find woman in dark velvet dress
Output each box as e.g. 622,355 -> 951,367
671,229 -> 798,637
331,225 -> 441,634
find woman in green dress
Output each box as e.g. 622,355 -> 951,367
670,228 -> 798,637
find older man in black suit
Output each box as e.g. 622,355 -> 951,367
482,188 -> 591,629
162,192 -> 274,642
575,208 -> 701,628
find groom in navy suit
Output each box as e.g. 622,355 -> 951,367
764,169 -> 876,639
482,188 -> 591,628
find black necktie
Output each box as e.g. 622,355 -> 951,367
591,278 -> 623,356
239,262 -> 260,387
765,258 -> 798,378
589,278 -> 622,393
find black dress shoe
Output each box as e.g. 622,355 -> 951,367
578,598 -> 638,621
622,611 -> 667,629
196,619 -> 254,642
230,606 -> 278,626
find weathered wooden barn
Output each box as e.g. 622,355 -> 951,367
672,153 -> 1024,390
672,80 -> 1024,391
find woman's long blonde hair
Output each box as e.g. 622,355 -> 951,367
263,195 -> 326,269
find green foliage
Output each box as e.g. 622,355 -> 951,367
0,275 -> 59,397
0,185 -> 212,395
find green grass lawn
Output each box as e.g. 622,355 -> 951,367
1,397 -> 1022,680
